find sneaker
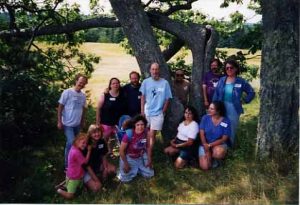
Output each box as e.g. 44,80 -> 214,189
212,160 -> 220,169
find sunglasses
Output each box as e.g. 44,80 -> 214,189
226,66 -> 235,70
176,74 -> 184,77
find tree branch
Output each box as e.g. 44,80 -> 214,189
162,38 -> 185,62
0,17 -> 120,39
163,0 -> 197,16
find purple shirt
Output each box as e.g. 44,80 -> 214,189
67,146 -> 87,180
122,131 -> 147,158
202,71 -> 222,104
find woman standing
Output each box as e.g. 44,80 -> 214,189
198,101 -> 230,170
213,59 -> 255,145
96,78 -> 127,158
164,106 -> 199,169
118,115 -> 154,182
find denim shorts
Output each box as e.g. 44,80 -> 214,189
117,152 -> 154,182
198,144 -> 228,157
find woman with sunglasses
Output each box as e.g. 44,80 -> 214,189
212,59 -> 255,146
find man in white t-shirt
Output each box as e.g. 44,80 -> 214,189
57,74 -> 88,169
140,62 -> 172,167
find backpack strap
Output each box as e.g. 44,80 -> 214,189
125,129 -> 133,142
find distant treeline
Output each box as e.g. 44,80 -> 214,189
82,24 -> 260,49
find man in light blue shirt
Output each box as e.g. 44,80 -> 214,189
140,62 -> 172,167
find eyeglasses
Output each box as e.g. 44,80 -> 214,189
226,66 -> 234,70
176,74 -> 184,77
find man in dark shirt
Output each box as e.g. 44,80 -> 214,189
123,71 -> 142,117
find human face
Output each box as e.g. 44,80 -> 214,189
110,79 -> 120,90
75,76 -> 87,92
130,73 -> 140,87
150,63 -> 160,80
210,61 -> 219,73
134,120 -> 145,134
175,70 -> 184,82
184,109 -> 193,121
76,138 -> 88,150
91,130 -> 102,142
225,63 -> 237,77
208,103 -> 218,116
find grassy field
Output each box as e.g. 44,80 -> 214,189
7,43 -> 296,204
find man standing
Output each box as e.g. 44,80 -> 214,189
123,71 -> 142,117
57,74 -> 88,169
202,58 -> 223,108
140,62 -> 172,167
173,69 -> 190,106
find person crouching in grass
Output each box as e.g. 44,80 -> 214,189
82,124 -> 116,188
57,133 -> 96,199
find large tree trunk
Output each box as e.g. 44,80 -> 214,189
256,0 -> 299,165
109,0 -> 184,139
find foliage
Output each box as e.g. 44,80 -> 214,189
83,27 -> 125,43
0,1 -> 100,150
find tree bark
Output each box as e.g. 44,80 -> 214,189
109,0 -> 184,139
256,0 -> 299,164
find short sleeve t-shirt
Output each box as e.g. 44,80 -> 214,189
83,139 -> 108,174
67,146 -> 87,180
58,88 -> 86,127
202,71 -> 222,104
122,131 -> 147,158
176,121 -> 199,141
140,77 -> 172,116
199,114 -> 231,144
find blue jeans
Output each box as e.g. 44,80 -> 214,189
224,102 -> 240,146
117,153 -> 154,182
64,125 -> 81,168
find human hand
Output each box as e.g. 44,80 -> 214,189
123,162 -> 131,173
57,121 -> 63,130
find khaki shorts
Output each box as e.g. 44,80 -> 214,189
146,113 -> 164,131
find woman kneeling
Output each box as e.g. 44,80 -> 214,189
198,101 -> 231,170
118,115 -> 154,182
164,106 -> 199,169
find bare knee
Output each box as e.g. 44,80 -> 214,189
174,157 -> 186,169
212,146 -> 227,159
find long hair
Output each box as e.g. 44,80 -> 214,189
73,132 -> 89,146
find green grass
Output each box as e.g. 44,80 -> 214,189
2,97 -> 297,204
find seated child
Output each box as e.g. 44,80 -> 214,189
83,124 -> 116,186
57,133 -> 95,199
116,115 -> 132,144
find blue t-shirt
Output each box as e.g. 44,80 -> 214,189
140,77 -> 172,116
199,114 -> 231,145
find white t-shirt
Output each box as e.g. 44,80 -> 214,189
176,121 -> 199,141
58,88 -> 86,127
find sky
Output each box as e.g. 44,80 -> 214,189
65,0 -> 261,23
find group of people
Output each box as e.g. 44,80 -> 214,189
56,59 -> 255,199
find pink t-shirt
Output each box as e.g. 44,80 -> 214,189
122,131 -> 147,158
67,146 -> 87,180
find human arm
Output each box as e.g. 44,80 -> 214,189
119,141 -> 130,173
202,84 -> 209,107
96,94 -> 105,125
145,132 -> 153,168
199,129 -> 210,153
208,135 -> 229,148
140,95 -> 145,116
57,103 -> 64,130
86,166 -> 100,182
162,99 -> 170,115
175,138 -> 194,148
242,80 -> 255,103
